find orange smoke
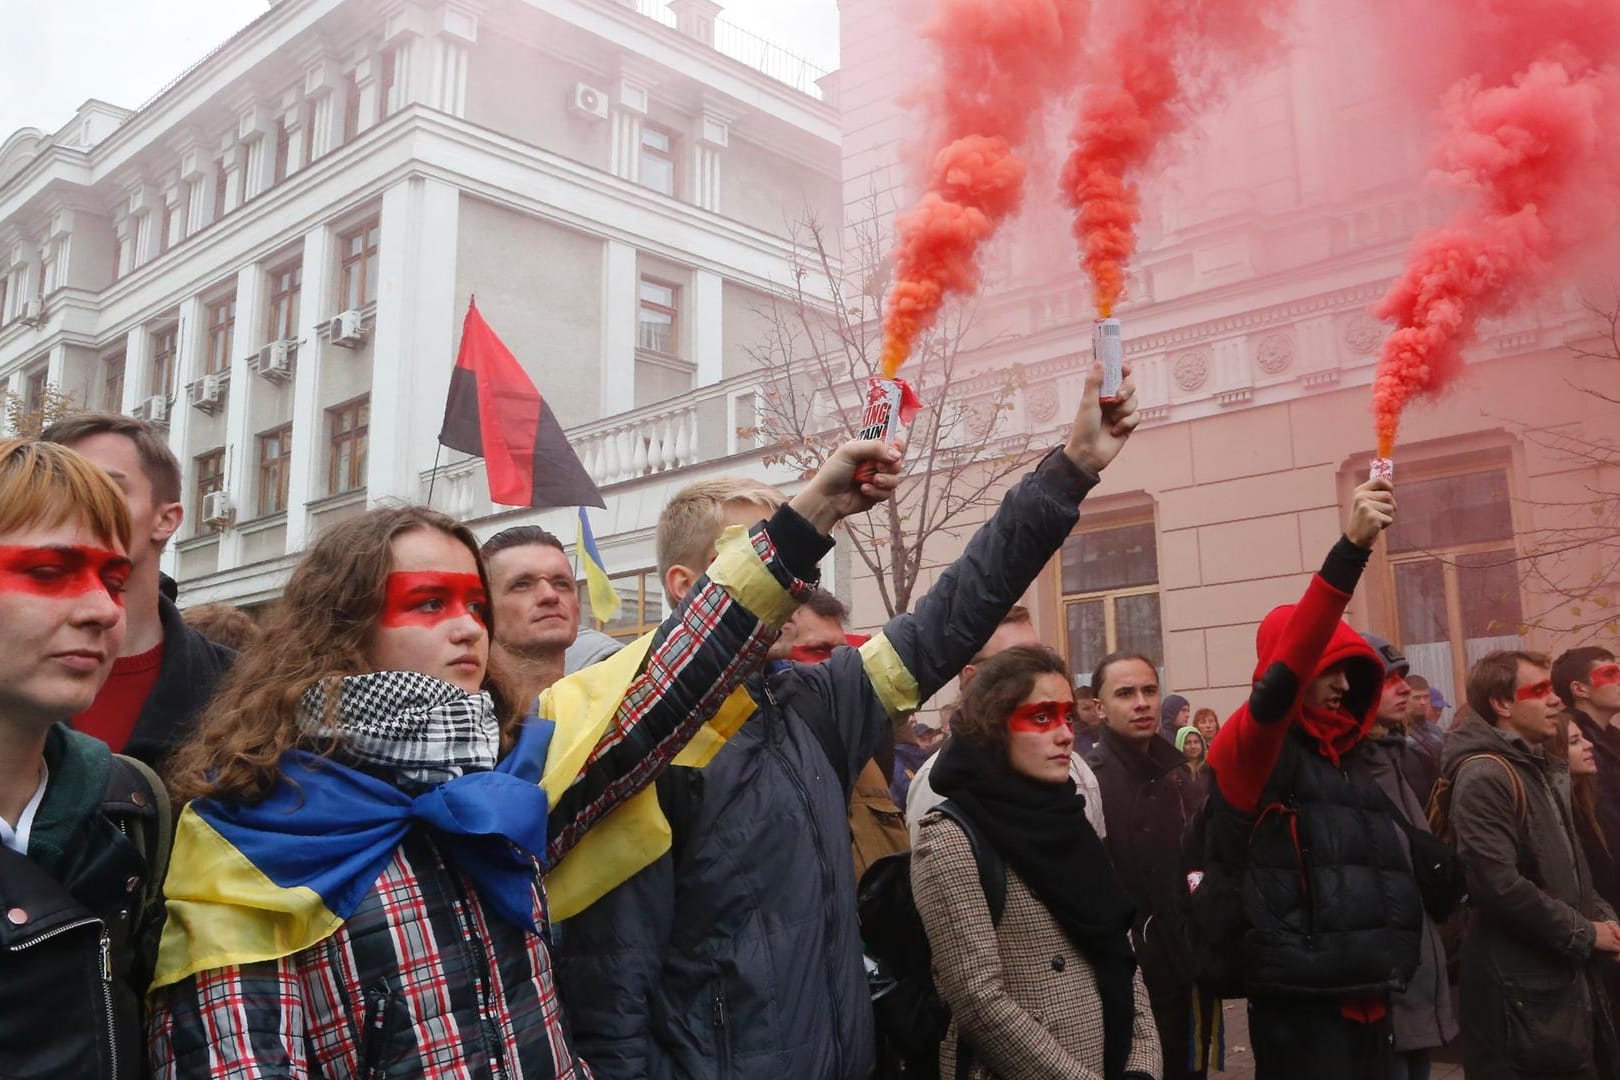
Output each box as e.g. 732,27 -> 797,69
1371,2 -> 1620,456
879,0 -> 1088,378
1061,0 -> 1286,319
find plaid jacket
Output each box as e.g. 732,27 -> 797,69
150,519 -> 823,1080
912,813 -> 1163,1080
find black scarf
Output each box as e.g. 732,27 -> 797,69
932,737 -> 1138,1080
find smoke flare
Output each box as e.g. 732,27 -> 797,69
1062,0 -> 1286,319
1371,1 -> 1620,456
880,0 -> 1088,377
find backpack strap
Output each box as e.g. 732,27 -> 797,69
934,800 -> 1006,926
105,754 -> 172,918
1456,753 -> 1528,827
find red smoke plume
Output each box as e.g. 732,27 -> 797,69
1371,0 -> 1620,456
880,0 -> 1087,377
1061,0 -> 1286,319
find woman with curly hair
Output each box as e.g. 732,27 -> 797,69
912,644 -> 1161,1080
148,437 -> 895,1079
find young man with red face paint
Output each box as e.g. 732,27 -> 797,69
1190,478 -> 1443,1080
41,414 -> 234,767
0,439 -> 170,1080
1445,651 -> 1620,1080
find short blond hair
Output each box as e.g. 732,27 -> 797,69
0,438 -> 131,550
657,476 -> 786,588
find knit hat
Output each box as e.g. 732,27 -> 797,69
1361,633 -> 1410,678
1174,725 -> 1203,753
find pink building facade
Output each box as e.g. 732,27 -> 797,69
836,0 -> 1620,719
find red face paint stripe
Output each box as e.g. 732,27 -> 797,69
381,571 -> 489,629
1590,664 -> 1620,689
0,545 -> 131,605
1514,679 -> 1555,702
1008,700 -> 1077,734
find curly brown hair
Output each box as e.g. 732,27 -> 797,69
166,505 -> 517,805
952,644 -> 1071,760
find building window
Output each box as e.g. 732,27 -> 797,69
639,127 -> 675,196
150,325 -> 178,399
327,397 -> 369,495
257,424 -> 292,517
637,277 -> 678,355
338,220 -> 380,311
267,262 -> 302,342
381,48 -> 398,116
23,366 -> 47,413
592,568 -> 663,641
196,448 -> 225,528
1059,519 -> 1163,687
102,352 -> 125,410
205,297 -> 235,374
1386,466 -> 1524,715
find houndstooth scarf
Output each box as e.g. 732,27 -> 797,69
298,671 -> 500,791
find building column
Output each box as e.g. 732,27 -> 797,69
352,52 -> 385,135
216,263 -> 268,569
122,322 -> 152,414
221,137 -> 246,214
159,295 -> 205,579
238,103 -> 277,200
280,89 -> 308,177
692,269 -> 722,387
303,53 -> 346,159
163,181 -> 186,249
178,139 -> 215,234
284,224 -> 337,552
601,239 -> 637,415
112,212 -> 133,278
609,74 -> 650,182
688,105 -> 730,213
367,175 -> 459,504
126,179 -> 158,266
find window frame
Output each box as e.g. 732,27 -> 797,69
1056,516 -> 1165,688
266,261 -> 302,343
637,276 -> 680,357
256,424 -> 293,518
195,448 -> 226,529
1378,460 -> 1526,704
326,396 -> 370,496
638,126 -> 676,196
591,568 -> 664,641
101,351 -> 126,411
204,296 -> 236,375
338,219 -> 381,311
150,325 -> 179,399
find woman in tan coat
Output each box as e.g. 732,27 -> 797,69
913,645 -> 1161,1080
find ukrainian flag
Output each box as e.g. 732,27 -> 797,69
576,506 -> 621,623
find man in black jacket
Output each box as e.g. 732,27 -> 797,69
553,364 -> 1140,1079
1087,651 -> 1205,1080
0,439 -> 168,1080
42,414 -> 234,767
1555,646 -> 1620,857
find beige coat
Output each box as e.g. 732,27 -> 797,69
912,812 -> 1162,1080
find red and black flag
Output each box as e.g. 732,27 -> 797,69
439,300 -> 605,509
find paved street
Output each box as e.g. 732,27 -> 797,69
1212,1000 -> 1464,1079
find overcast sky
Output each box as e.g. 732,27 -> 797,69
0,0 -> 841,140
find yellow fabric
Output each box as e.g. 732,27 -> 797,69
150,808 -> 343,991
859,632 -> 921,720
706,523 -> 799,626
543,523 -> 785,920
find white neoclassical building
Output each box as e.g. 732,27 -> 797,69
0,0 -> 837,631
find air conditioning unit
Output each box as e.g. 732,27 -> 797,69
136,394 -> 168,427
327,309 -> 365,348
20,298 -> 44,327
187,373 -> 223,414
201,490 -> 233,526
568,82 -> 609,121
251,341 -> 294,382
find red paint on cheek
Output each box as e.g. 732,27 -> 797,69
1590,664 -> 1620,689
381,572 -> 488,629
0,546 -> 131,605
1008,700 -> 1077,735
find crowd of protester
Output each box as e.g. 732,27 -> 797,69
4,363 -> 1620,1080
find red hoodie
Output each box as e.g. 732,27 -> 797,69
1206,570 -> 1384,816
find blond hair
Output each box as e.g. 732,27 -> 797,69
0,438 -> 132,550
656,476 -> 786,591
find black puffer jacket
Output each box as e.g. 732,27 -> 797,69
554,449 -> 1102,1080
0,726 -> 164,1080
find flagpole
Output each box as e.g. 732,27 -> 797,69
426,441 -> 444,509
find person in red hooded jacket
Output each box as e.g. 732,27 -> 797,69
1193,477 -> 1433,1080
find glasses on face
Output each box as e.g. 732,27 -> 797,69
1514,678 -> 1556,703
1008,700 -> 1078,734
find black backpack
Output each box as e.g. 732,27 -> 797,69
856,801 -> 1005,1080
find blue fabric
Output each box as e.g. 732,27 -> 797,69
199,720 -> 555,932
